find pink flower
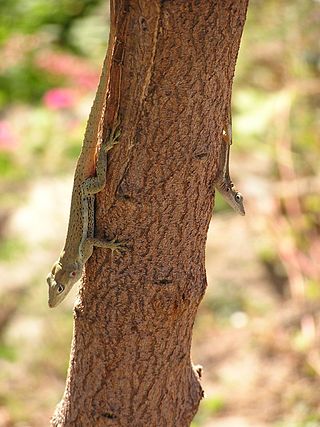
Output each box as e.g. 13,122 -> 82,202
0,120 -> 18,151
36,51 -> 98,90
43,88 -> 76,110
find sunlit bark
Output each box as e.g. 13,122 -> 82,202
51,1 -> 248,425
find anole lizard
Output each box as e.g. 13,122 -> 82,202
47,52 -> 124,308
215,120 -> 245,216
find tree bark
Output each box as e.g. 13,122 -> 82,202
51,1 -> 248,426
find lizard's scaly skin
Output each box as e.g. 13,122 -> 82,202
47,50 -> 123,308
215,120 -> 245,216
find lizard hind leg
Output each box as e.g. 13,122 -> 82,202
81,149 -> 107,196
81,125 -> 121,196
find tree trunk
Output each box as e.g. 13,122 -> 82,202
51,1 -> 248,426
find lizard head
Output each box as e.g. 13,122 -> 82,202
232,191 -> 245,216
47,260 -> 83,308
220,186 -> 246,216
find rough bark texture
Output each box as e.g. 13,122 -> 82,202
51,1 -> 248,426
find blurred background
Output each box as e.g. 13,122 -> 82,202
0,0 -> 319,426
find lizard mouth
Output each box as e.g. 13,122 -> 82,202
48,299 -> 55,308
48,287 -> 62,308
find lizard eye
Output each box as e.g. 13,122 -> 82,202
57,284 -> 65,294
235,193 -> 242,203
70,271 -> 77,278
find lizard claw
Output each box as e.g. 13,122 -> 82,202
111,117 -> 121,140
109,238 -> 127,255
105,124 -> 121,152
112,127 -> 121,141
105,134 -> 120,152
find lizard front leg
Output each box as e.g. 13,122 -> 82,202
85,237 -> 124,255
81,235 -> 125,264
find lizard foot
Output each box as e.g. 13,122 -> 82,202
105,118 -> 121,152
107,237 -> 127,255
105,129 -> 121,152
89,237 -> 126,255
